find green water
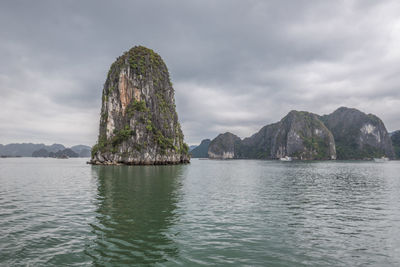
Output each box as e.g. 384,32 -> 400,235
1,158 -> 400,266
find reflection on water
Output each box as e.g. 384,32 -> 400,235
86,165 -> 185,265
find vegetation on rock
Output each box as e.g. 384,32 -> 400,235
234,111 -> 336,160
208,133 -> 240,159
320,107 -> 394,159
190,139 -> 211,158
91,46 -> 190,165
207,107 -> 394,161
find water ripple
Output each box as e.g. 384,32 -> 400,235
1,158 -> 400,265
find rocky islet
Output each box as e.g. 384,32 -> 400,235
90,46 -> 190,165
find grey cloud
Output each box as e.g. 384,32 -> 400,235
0,0 -> 399,146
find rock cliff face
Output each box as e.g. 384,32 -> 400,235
190,139 -> 211,158
320,107 -> 394,159
71,145 -> 91,157
206,107 -> 394,161
208,133 -> 240,159
91,46 -> 190,165
390,131 -> 400,159
236,111 -> 336,160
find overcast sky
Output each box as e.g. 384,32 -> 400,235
1,0 -> 399,146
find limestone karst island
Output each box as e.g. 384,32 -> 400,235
88,46 -> 397,165
204,107 -> 394,161
90,46 -> 190,165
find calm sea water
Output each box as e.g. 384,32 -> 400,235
1,158 -> 400,266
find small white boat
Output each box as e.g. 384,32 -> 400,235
373,157 -> 389,163
280,156 -> 292,162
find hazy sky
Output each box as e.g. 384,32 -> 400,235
1,0 -> 399,146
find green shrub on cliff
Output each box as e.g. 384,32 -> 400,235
111,125 -> 134,146
91,45 -> 190,165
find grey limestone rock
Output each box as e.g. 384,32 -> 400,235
90,46 -> 190,165
236,111 -> 336,160
320,107 -> 394,159
208,133 -> 240,159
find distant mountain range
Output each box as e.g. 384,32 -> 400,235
0,143 -> 91,157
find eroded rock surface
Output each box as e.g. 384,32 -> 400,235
236,111 -> 336,160
208,133 -> 240,159
90,46 -> 190,165
191,139 -> 211,158
320,107 -> 394,159
207,107 -> 394,160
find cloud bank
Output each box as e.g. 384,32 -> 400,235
0,0 -> 399,146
